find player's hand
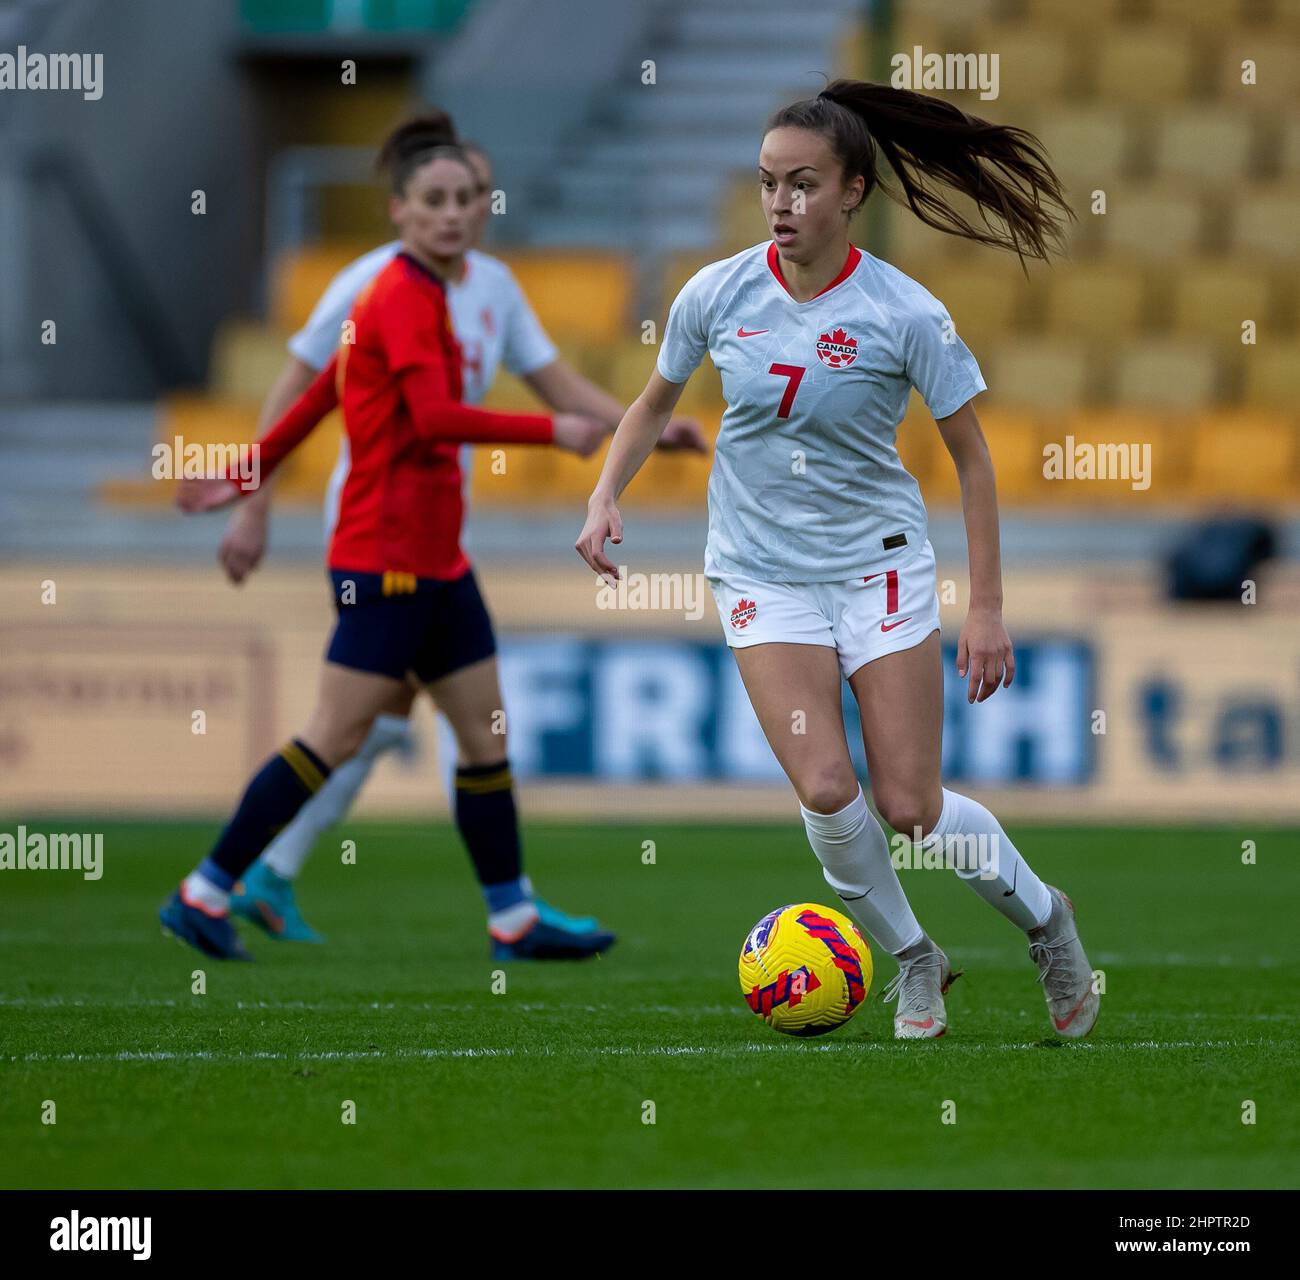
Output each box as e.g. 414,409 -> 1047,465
575,491 -> 624,588
175,476 -> 240,514
957,606 -> 1015,704
655,416 -> 709,454
218,501 -> 269,585
552,413 -> 606,458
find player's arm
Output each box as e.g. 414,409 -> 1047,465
217,355 -> 318,582
575,369 -> 686,585
523,358 -> 708,454
176,358 -> 339,514
935,398 -> 1015,703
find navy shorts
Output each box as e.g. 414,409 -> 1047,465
325,567 -> 497,683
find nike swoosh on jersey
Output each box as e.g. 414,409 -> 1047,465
880,616 -> 913,632
736,326 -> 770,337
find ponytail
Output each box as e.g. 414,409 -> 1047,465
376,109 -> 461,194
769,79 -> 1072,262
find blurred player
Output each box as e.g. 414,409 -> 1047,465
163,134 -> 617,961
577,80 -> 1100,1039
215,115 -> 707,942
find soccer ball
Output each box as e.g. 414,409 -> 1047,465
738,903 -> 873,1037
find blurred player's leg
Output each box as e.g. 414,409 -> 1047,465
160,663 -> 401,959
233,693 -> 416,941
425,654 -> 613,959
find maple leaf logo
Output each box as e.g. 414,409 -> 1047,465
816,325 -> 859,368
730,597 -> 757,630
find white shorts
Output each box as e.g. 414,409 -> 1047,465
709,539 -> 941,679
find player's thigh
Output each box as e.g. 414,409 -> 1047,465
731,642 -> 858,814
847,630 -> 944,837
300,661 -> 407,767
424,655 -> 505,766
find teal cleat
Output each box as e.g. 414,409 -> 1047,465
230,861 -> 325,943
533,896 -> 601,933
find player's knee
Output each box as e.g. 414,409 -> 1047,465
875,787 -> 941,840
797,766 -> 860,816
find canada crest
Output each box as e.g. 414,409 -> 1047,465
730,597 -> 757,630
816,326 -> 858,368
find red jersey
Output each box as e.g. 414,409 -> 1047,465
253,251 -> 554,578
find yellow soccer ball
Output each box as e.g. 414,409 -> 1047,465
739,903 -> 873,1037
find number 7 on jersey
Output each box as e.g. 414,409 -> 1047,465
769,363 -> 805,419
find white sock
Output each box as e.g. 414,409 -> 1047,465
181,871 -> 229,915
922,788 -> 1052,932
801,787 -> 924,956
262,714 -> 413,880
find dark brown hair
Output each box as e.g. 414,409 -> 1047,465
768,80 -> 1072,262
376,110 -> 464,194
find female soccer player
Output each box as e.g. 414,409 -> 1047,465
217,119 -> 706,942
576,80 -> 1100,1039
163,136 -> 616,962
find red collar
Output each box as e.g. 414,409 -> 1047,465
767,241 -> 861,300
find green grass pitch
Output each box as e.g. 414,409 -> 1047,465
1,819 -> 1296,1188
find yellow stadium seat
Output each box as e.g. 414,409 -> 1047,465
1277,112 -> 1300,177
1057,411 -> 1193,503
966,27 -> 1077,103
720,177 -> 769,256
1147,0 -> 1248,27
1112,340 -> 1220,412
979,410 -> 1053,504
1021,0 -> 1131,27
1099,184 -> 1209,260
271,242 -> 373,333
1091,29 -> 1197,104
1216,37 -> 1300,104
1241,341 -> 1300,406
1170,261 -> 1275,338
1037,107 -> 1136,191
209,322 -> 293,401
662,253 -> 715,313
1184,412 -> 1300,500
494,252 -> 632,345
1231,185 -> 1300,258
1152,108 -> 1261,183
1043,261 -> 1148,341
986,339 -> 1092,412
910,260 -> 1030,351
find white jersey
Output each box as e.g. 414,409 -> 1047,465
657,241 -> 986,583
288,243 -> 559,533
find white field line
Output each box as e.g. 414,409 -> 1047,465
2,1039 -> 1263,1066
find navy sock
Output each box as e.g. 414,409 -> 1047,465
454,759 -> 524,895
204,739 -> 331,885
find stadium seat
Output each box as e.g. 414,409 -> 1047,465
1241,341 -> 1300,406
209,321 -> 294,400
986,339 -> 1093,412
1112,340 -> 1220,412
1230,185 -> 1300,258
1151,108 -> 1261,183
1216,37 -> 1300,104
1043,261 -> 1148,341
1058,411 -> 1194,503
909,260 -> 1030,352
1021,0 -> 1131,27
1184,412 -> 1300,500
1098,184 -> 1209,260
1090,29 -> 1197,105
979,410 -> 1053,505
957,27 -> 1076,104
1037,107 -> 1137,192
1170,261 -> 1275,339
495,252 -> 632,346
1277,112 -> 1300,177
1147,0 -> 1248,27
271,242 -> 372,333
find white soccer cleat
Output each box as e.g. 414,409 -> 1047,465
1028,886 -> 1100,1039
881,936 -> 960,1040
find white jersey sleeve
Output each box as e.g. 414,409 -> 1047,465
287,241 -> 402,370
656,269 -> 713,384
896,289 -> 986,420
498,267 -> 559,377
